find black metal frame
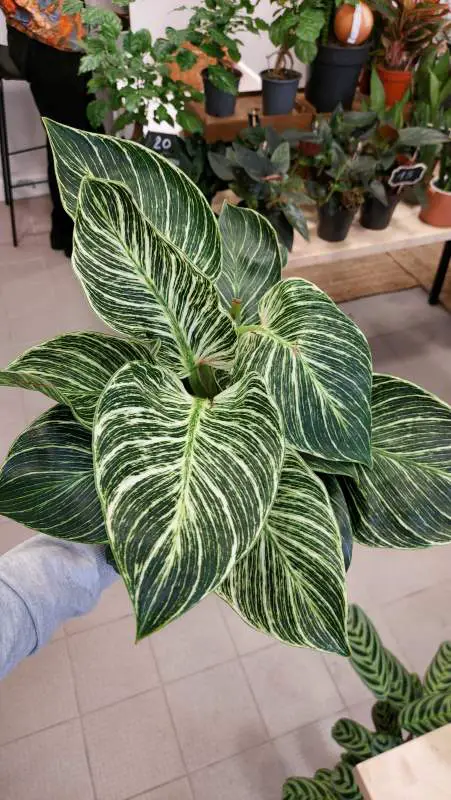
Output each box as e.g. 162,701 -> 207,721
0,76 -> 47,247
429,240 -> 451,305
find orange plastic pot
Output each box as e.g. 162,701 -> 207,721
377,65 -> 412,106
420,180 -> 451,227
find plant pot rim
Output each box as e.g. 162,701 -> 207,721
319,40 -> 371,52
261,68 -> 301,83
202,67 -> 242,79
430,178 -> 451,197
377,64 -> 412,76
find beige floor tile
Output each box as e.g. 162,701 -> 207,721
65,579 -> 133,635
0,519 -> 34,555
0,639 -> 78,745
341,288 -> 449,338
218,600 -> 275,656
2,258 -> 56,321
0,719 -> 94,800
383,581 -> 451,677
166,660 -> 267,771
273,712 -> 345,777
83,689 -> 184,800
190,742 -> 286,800
68,616 -> 160,714
133,777 -> 194,800
241,645 -> 344,738
152,596 -> 236,682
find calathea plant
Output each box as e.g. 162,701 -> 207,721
1,121 -> 451,652
284,605 -> 451,799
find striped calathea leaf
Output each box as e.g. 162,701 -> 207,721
424,642 -> 451,695
0,333 -> 158,429
331,762 -> 364,799
217,202 -> 282,324
371,700 -> 402,737
331,718 -> 373,759
283,777 -> 332,799
93,362 -> 284,639
218,450 -> 349,656
399,691 -> 451,736
233,278 -> 372,465
344,374 -> 451,548
44,119 -> 221,280
73,177 -> 236,378
0,406 -> 106,543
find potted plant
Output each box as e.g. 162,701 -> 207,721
62,0 -> 203,138
420,132 -> 451,227
208,126 -> 311,249
372,0 -> 450,107
1,119 -> 451,659
174,0 -> 265,118
306,0 -> 375,113
283,604 -> 451,798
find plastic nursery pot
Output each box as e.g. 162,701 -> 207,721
360,188 -> 400,230
306,41 -> 370,113
261,69 -> 301,115
420,179 -> 451,228
317,202 -> 356,242
202,68 -> 241,118
376,65 -> 412,108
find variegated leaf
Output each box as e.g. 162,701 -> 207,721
345,374 -> 451,548
0,332 -> 158,429
94,362 -> 284,639
384,652 -> 423,709
0,406 -> 106,543
74,178 -> 236,376
370,733 -> 402,755
44,120 -> 221,280
234,279 -> 372,465
331,762 -> 364,799
217,203 -> 282,324
399,691 -> 451,736
424,642 -> 451,695
371,700 -> 402,737
218,450 -> 349,655
347,604 -> 391,700
331,718 -> 373,758
321,475 -> 353,571
283,777 -> 332,799
303,453 -> 359,482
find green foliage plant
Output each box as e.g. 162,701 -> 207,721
267,0 -> 337,70
1,120 -> 451,655
62,0 -> 202,135
173,0 -> 265,95
370,0 -> 450,71
283,605 -> 451,799
208,125 -> 311,249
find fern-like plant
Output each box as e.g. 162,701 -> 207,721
1,123 -> 451,653
283,605 -> 451,799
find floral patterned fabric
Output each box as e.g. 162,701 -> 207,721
1,0 -> 83,51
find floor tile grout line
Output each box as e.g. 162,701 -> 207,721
321,653 -> 349,712
0,713 -> 80,750
64,610 -> 133,638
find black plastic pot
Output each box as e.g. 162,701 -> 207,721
202,68 -> 241,117
261,69 -> 301,115
306,42 -> 370,113
318,203 -> 356,242
360,190 -> 400,230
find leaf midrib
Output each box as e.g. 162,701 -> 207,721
170,397 -> 206,546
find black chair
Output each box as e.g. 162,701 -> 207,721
0,44 -> 47,246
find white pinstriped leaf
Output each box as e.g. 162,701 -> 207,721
93,362 -> 284,639
321,475 -> 353,571
344,374 -> 451,548
0,406 -> 106,543
234,279 -> 372,465
303,453 -> 359,482
74,178 -> 236,376
217,203 -> 282,324
44,120 -> 221,280
218,450 -> 349,655
0,332 -> 158,429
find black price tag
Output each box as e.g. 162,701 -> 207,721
143,131 -> 181,157
388,163 -> 427,188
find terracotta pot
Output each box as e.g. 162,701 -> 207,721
420,179 -> 451,227
377,65 -> 412,107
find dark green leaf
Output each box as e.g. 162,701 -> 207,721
400,691 -> 451,736
321,475 -> 353,571
424,642 -> 451,695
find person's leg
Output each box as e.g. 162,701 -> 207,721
8,27 -> 97,254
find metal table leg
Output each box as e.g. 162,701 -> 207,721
0,77 -> 18,246
429,240 -> 451,305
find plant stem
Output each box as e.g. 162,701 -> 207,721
231,298 -> 242,323
188,364 -> 219,399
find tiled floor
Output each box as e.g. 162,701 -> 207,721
1,197 -> 451,799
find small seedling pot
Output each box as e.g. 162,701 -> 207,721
376,65 -> 412,107
318,202 -> 356,242
261,69 -> 301,115
360,189 -> 400,230
306,41 -> 370,112
202,68 -> 241,118
420,179 -> 451,227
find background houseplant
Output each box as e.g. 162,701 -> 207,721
1,121 -> 451,657
420,132 -> 451,227
284,604 -> 451,799
371,0 -> 450,107
63,0 -> 203,138
174,0 -> 265,117
208,125 -> 311,248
